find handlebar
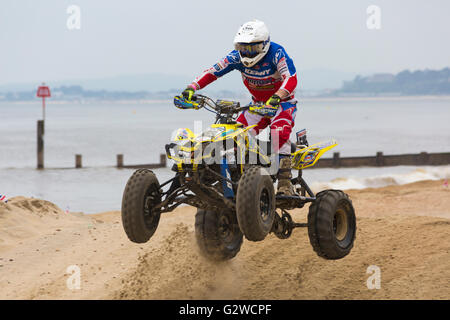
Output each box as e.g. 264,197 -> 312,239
174,93 -> 263,116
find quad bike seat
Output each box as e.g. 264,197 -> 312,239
254,138 -> 297,156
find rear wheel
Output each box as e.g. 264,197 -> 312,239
195,209 -> 243,261
236,166 -> 276,241
121,169 -> 161,243
308,190 -> 356,259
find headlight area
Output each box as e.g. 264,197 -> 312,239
202,140 -> 237,165
175,142 -> 211,164
169,140 -> 239,166
177,150 -> 192,160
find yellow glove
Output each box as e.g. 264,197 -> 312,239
266,94 -> 281,106
249,104 -> 278,117
182,86 -> 195,101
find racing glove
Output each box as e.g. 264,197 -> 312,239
249,104 -> 279,117
182,86 -> 195,101
266,94 -> 281,106
249,94 -> 282,117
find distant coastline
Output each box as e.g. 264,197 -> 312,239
300,94 -> 450,102
1,67 -> 449,103
1,95 -> 450,105
329,67 -> 450,97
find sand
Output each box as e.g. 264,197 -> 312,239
0,179 -> 449,300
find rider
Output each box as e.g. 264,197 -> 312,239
181,19 -> 298,196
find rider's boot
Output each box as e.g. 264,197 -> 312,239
277,156 -> 296,196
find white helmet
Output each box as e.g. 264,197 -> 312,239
233,20 -> 270,67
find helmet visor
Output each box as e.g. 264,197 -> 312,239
235,42 -> 265,58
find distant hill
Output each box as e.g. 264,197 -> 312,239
297,68 -> 357,92
2,68 -> 448,101
333,68 -> 450,96
0,74 -> 193,93
0,68 -> 355,101
0,85 -> 249,102
0,72 -> 246,93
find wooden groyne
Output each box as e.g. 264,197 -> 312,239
66,154 -> 167,169
116,154 -> 167,169
67,151 -> 449,169
313,151 -> 450,169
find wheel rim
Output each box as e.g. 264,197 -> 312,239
143,186 -> 159,229
333,208 -> 349,242
259,188 -> 271,222
218,214 -> 232,241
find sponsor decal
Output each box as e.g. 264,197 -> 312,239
228,52 -> 240,63
275,48 -> 284,63
247,83 -> 276,90
245,74 -> 282,87
244,68 -> 272,76
214,57 -> 230,72
296,129 -> 306,137
302,151 -> 318,165
221,160 -> 234,198
246,77 -> 274,86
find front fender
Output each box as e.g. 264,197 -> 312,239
291,139 -> 337,170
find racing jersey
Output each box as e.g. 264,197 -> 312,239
192,42 -> 297,103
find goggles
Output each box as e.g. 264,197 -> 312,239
234,41 -> 265,58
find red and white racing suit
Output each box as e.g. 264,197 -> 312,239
191,41 -> 298,155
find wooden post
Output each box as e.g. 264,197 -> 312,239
376,151 -> 384,166
160,154 -> 167,167
419,152 -> 428,165
332,152 -> 340,168
43,97 -> 46,122
75,154 -> 82,168
117,154 -> 124,168
37,120 -> 44,169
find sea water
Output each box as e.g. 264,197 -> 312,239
1,96 -> 449,213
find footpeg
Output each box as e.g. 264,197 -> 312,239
271,211 -> 308,239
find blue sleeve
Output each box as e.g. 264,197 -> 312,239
211,50 -> 241,77
272,45 -> 296,76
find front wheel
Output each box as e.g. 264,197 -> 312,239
236,166 -> 276,241
195,209 -> 243,261
308,190 -> 356,259
121,169 -> 161,243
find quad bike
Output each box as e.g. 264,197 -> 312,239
121,94 -> 356,261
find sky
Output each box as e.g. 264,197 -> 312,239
0,0 -> 449,87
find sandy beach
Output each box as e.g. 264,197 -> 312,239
0,179 -> 449,300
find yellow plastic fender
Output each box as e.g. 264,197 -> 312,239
291,139 -> 337,170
